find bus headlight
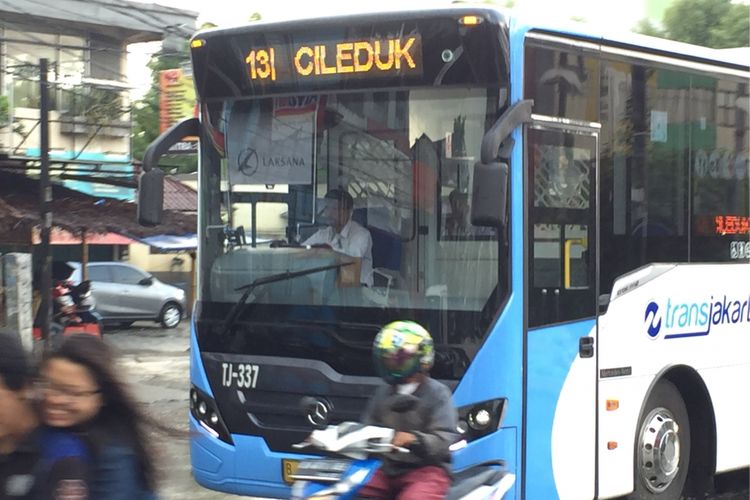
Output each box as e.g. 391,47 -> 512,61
468,408 -> 492,430
190,385 -> 234,444
456,399 -> 506,442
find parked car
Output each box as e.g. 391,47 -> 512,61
69,262 -> 186,329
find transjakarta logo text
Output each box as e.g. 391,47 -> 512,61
644,295 -> 750,339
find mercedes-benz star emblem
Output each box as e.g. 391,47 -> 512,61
307,399 -> 330,427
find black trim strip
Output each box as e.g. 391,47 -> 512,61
521,124 -> 530,500
599,367 -> 633,378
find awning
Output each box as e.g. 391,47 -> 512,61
33,228 -> 135,245
138,234 -> 197,253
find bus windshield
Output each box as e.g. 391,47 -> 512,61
197,87 -> 507,378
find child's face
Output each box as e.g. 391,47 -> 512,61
40,359 -> 103,428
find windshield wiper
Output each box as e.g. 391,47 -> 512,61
221,261 -> 353,337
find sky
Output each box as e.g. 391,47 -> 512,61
126,0 -> 650,98
135,0 -> 650,28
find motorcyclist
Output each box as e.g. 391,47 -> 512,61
358,321 -> 458,500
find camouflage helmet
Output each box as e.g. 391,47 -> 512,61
372,321 -> 434,384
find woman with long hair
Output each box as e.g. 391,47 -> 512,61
39,334 -> 157,499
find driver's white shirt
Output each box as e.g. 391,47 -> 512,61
303,219 -> 373,286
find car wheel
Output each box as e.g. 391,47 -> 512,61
159,302 -> 182,329
631,379 -> 690,500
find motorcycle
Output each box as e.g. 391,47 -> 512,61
289,396 -> 515,500
33,262 -> 102,343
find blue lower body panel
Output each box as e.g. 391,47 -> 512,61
190,416 -> 299,498
191,415 -> 518,498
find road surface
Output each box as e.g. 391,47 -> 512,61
103,321 -> 748,500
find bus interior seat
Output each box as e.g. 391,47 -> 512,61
352,207 -> 403,287
297,224 -> 318,243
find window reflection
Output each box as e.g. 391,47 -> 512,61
204,88 -> 504,314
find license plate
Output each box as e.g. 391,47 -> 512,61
282,459 -> 300,484
221,362 -> 259,389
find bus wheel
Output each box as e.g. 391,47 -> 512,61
633,379 -> 690,500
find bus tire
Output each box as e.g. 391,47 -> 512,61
631,379 -> 690,500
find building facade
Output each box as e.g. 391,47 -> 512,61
0,0 -> 197,199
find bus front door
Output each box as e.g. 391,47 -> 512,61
524,118 -> 600,500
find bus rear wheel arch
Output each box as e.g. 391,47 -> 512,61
632,379 -> 690,499
630,368 -> 717,500
664,367 -> 717,496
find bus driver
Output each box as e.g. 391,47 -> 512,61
303,188 -> 374,287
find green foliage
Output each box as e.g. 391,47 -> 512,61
635,0 -> 749,48
131,47 -> 185,159
0,95 -> 8,127
62,87 -> 126,124
131,42 -> 197,173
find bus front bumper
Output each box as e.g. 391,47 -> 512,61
190,415 -> 300,498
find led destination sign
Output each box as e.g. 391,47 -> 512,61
244,35 -> 423,83
191,14 -> 508,98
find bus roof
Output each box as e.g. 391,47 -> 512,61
511,12 -> 749,72
191,4 -> 748,73
192,5 -> 504,39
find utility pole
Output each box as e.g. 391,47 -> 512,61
38,58 -> 52,345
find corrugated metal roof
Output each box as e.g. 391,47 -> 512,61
0,171 -> 195,241
163,176 -> 197,212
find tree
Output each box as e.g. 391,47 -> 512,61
131,46 -> 189,163
0,95 -> 9,127
131,42 -> 198,174
635,0 -> 749,48
131,21 -> 240,174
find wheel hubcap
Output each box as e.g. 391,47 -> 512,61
639,408 -> 681,493
164,307 -> 180,327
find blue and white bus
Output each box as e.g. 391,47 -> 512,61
139,5 -> 750,499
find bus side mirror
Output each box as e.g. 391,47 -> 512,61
137,117 -> 200,227
471,161 -> 508,229
137,169 -> 165,226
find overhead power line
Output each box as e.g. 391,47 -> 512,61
0,0 -> 192,82
18,0 -> 194,38
2,55 -> 134,108
87,0 -> 196,37
0,1 -> 131,82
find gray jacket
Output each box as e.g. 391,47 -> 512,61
361,377 -> 459,476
